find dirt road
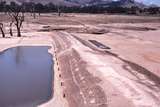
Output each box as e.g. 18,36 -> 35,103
52,31 -> 160,107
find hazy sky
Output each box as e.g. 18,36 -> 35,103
113,0 -> 160,5
136,0 -> 160,5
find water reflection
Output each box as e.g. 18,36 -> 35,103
0,46 -> 54,107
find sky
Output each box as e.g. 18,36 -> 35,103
136,0 -> 160,5
113,0 -> 160,6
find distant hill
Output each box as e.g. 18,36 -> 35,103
65,0 -> 112,5
106,0 -> 146,8
2,0 -> 147,8
3,0 -> 78,6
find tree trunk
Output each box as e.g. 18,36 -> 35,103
10,28 -> 13,37
0,23 -> 5,38
0,28 -> 5,38
17,26 -> 21,37
33,12 -> 36,19
17,30 -> 21,37
10,23 -> 13,36
58,7 -> 61,16
58,11 -> 61,17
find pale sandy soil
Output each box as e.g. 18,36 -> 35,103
0,13 -> 160,107
74,23 -> 160,78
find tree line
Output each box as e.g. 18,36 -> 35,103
0,1 -> 160,15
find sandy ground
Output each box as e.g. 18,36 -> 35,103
0,13 -> 160,107
51,31 -> 160,107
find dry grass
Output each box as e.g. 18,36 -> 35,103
30,13 -> 160,25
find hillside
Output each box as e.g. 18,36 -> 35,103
2,0 -> 146,8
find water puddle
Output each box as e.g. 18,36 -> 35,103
0,46 -> 54,106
